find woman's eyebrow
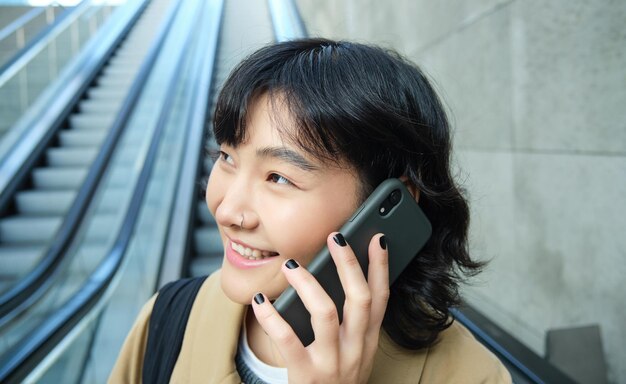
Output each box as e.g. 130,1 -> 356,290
256,146 -> 319,172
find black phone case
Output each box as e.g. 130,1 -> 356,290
273,178 -> 432,346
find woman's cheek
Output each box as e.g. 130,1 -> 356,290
283,213 -> 334,265
205,170 -> 225,216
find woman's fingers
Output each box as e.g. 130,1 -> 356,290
280,259 -> 340,363
250,293 -> 308,364
366,234 -> 390,337
328,233 -> 373,341
252,233 -> 389,381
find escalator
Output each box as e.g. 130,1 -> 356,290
0,0 -> 217,381
0,0 -> 161,300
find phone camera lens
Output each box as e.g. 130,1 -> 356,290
389,190 -> 401,206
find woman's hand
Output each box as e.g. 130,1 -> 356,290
251,232 -> 390,384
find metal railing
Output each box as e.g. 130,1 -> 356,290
0,2 -> 115,146
0,7 -> 56,67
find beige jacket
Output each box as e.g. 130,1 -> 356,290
110,272 -> 511,383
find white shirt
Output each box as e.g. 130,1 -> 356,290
238,323 -> 289,383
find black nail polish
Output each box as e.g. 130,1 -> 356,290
285,259 -> 299,269
254,293 -> 265,304
333,233 -> 347,246
379,235 -> 387,250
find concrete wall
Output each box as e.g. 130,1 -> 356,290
295,0 -> 626,382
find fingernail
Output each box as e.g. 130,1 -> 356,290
379,235 -> 387,250
333,233 -> 347,246
254,293 -> 265,304
285,259 -> 299,269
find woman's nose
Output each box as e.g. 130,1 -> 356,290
213,182 -> 259,230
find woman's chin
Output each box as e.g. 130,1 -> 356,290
219,268 -> 285,305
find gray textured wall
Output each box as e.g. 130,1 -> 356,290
295,0 -> 626,382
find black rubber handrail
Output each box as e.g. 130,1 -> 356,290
452,304 -> 576,383
0,0 -> 152,326
0,0 -> 217,381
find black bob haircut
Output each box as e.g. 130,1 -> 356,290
213,38 -> 484,350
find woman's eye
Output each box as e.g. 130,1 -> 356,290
268,173 -> 292,186
219,151 -> 235,165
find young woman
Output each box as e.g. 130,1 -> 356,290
110,38 -> 511,383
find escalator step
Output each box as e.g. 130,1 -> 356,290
94,81 -> 132,93
68,114 -> 114,130
101,65 -> 138,77
87,87 -> 128,100
0,216 -> 62,243
15,190 -> 76,215
78,99 -> 122,114
97,73 -> 134,87
59,129 -> 107,147
0,245 -> 46,278
32,167 -> 88,189
108,55 -> 144,66
46,147 -> 97,167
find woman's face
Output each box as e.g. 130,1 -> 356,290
206,95 -> 362,304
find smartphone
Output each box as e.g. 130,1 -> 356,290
273,178 -> 432,346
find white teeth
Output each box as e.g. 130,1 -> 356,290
231,241 -> 276,260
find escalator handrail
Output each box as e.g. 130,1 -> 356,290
0,0 -> 214,381
267,0 -> 307,41
0,2 -> 90,88
452,305 -> 576,383
0,0 -> 153,325
0,7 -> 46,43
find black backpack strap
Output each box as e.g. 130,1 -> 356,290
142,276 -> 208,384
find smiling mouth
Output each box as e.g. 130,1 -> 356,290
230,241 -> 279,260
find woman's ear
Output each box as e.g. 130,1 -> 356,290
399,176 -> 420,203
